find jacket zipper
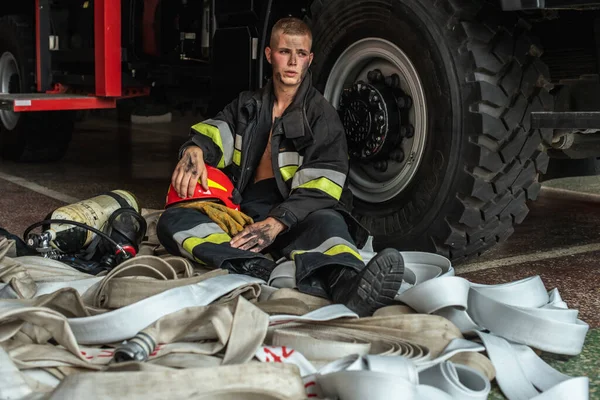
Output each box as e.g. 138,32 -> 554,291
238,118 -> 258,193
271,116 -> 292,200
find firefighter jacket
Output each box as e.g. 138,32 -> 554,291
179,71 -> 366,244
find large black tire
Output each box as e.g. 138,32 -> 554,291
309,0 -> 554,260
0,15 -> 74,163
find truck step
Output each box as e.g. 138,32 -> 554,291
531,111 -> 600,130
0,93 -> 116,112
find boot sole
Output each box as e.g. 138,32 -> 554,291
355,249 -> 405,316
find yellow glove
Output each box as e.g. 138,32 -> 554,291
175,201 -> 254,236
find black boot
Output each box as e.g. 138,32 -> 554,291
221,257 -> 277,282
328,248 -> 405,317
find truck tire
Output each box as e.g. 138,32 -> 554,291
309,0 -> 554,260
0,15 -> 74,162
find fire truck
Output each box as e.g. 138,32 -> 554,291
1,0 -> 599,259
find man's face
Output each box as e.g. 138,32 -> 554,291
266,32 -> 314,88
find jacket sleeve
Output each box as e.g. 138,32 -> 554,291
178,97 -> 239,168
268,111 -> 349,230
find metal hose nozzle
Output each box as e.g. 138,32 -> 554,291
112,332 -> 156,363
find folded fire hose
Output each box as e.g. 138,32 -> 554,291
0,235 -> 590,400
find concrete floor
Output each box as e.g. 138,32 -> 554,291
0,113 -> 599,398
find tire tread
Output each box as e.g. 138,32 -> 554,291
308,0 -> 553,260
450,4 -> 553,259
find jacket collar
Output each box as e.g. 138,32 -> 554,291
283,70 -> 312,117
246,71 -> 314,142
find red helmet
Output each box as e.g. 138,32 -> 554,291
165,166 -> 240,210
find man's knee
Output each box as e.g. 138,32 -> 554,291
157,207 -> 204,239
157,207 -> 180,236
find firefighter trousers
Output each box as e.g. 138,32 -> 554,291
157,178 -> 365,298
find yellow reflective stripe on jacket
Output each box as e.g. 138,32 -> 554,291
296,177 -> 343,200
280,165 -> 298,182
278,152 -> 303,167
291,168 -> 346,199
191,119 -> 234,168
292,167 -> 346,187
233,135 -> 242,166
278,152 -> 303,182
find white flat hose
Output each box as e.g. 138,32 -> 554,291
266,248 -> 590,400
0,237 -> 591,400
68,274 -> 264,344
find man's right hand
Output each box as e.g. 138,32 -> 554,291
172,146 -> 208,198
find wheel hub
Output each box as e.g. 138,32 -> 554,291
323,37 -> 428,203
338,69 -> 413,170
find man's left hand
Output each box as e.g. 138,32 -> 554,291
230,217 -> 286,252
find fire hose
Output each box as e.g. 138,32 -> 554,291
0,239 -> 590,399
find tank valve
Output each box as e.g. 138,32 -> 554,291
26,230 -> 55,255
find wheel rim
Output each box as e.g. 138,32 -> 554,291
324,38 -> 428,203
0,51 -> 21,131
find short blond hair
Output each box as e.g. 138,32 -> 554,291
270,17 -> 313,48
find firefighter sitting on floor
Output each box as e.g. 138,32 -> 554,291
157,17 -> 405,317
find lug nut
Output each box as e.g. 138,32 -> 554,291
385,73 -> 401,88
374,160 -> 388,171
397,96 -> 412,108
391,149 -> 405,163
367,69 -> 384,83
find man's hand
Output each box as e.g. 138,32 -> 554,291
230,217 -> 286,253
172,146 -> 208,198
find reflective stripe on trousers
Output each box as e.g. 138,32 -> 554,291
290,236 -> 362,262
157,207 -> 365,299
173,222 -> 231,265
